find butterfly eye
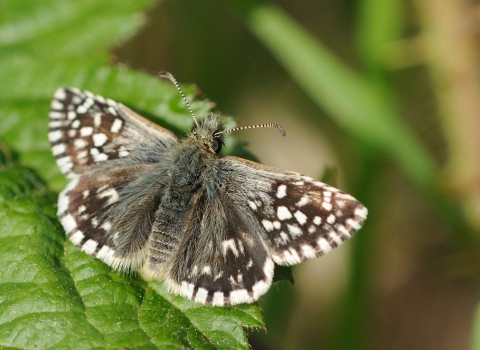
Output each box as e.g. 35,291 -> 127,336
212,138 -> 222,153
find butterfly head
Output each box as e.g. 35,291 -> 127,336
190,114 -> 224,154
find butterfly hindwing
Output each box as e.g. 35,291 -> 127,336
49,88 -> 178,178
144,189 -> 274,306
58,164 -> 166,272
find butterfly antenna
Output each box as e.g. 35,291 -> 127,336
214,123 -> 286,137
159,71 -> 199,128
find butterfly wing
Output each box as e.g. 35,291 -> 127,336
50,88 -> 177,270
49,88 -> 178,178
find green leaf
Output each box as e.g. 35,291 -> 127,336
0,0 -> 265,348
0,0 -> 158,58
0,153 -> 104,349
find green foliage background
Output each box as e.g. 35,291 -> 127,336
2,0 -> 480,349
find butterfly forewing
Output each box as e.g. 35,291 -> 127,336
49,88 -> 177,178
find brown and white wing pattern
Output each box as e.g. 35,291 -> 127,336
49,88 -> 177,177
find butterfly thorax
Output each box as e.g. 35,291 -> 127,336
159,115 -> 224,212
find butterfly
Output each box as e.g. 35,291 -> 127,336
48,72 -> 367,306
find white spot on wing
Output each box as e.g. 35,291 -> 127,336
296,195 -> 310,207
71,120 -> 81,129
355,206 -> 368,219
93,153 -> 108,162
77,150 -> 88,159
51,143 -> 66,156
48,120 -> 63,128
277,206 -> 292,220
56,156 -> 72,174
119,150 -> 130,157
80,127 -> 93,137
195,288 -> 208,304
317,238 -> 333,253
229,289 -> 249,304
93,133 -> 108,147
51,100 -> 63,110
330,233 -> 343,245
111,118 -> 123,133
74,139 -> 88,149
252,280 -> 269,300
49,111 -> 64,119
284,248 -> 301,264
322,202 -> 333,211
327,214 -> 336,224
346,218 -> 362,230
97,188 -> 119,205
294,210 -> 307,225
222,239 -> 239,257
70,231 -> 84,245
262,220 -> 274,232
301,244 -> 317,259
97,245 -> 115,265
181,281 -> 195,299
212,292 -> 224,306
76,105 -> 87,114
276,184 -> 287,199
93,113 -> 102,127
108,106 -> 118,116
287,224 -> 302,238
82,239 -> 97,254
101,221 -> 111,232
54,89 -> 66,100
48,130 -> 62,142
214,271 -> 223,281
248,201 -> 257,211
202,265 -> 211,275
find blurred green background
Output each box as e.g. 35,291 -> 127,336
3,0 -> 480,349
